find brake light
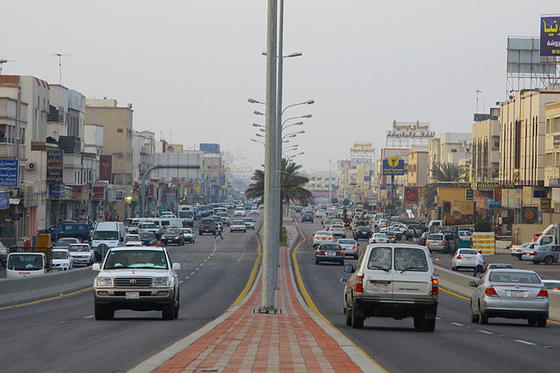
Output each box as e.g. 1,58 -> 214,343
537,289 -> 548,298
529,251 -> 537,256
329,237 -> 334,241
456,254 -> 462,259
317,250 -> 323,255
485,287 -> 498,296
442,241 -> 446,246
356,275 -> 363,292
354,245 -> 358,249
432,278 -> 439,295
338,251 -> 343,256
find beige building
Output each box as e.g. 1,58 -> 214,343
544,101 -> 560,210
85,99 -> 133,185
407,145 -> 429,187
499,89 -> 560,186
472,109 -> 500,183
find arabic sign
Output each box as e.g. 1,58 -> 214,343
0,191 -> 8,209
200,143 -> 220,154
541,16 -> 560,57
405,187 -> 418,203
386,130 -> 435,139
521,206 -> 539,224
99,155 -> 112,181
0,159 -> 19,187
382,157 -> 405,176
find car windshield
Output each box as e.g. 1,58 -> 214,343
243,218 -> 254,222
180,229 -> 192,234
368,247 -> 392,271
536,246 -> 549,251
56,239 -> 78,247
315,231 -> 330,236
139,232 -> 154,239
543,281 -> 560,290
140,223 -> 158,229
233,221 -> 245,225
165,229 -> 180,235
53,251 -> 69,259
179,211 -> 193,218
489,271 -> 541,284
93,231 -> 119,240
338,239 -> 355,244
104,250 -> 168,269
68,244 -> 90,252
7,254 -> 44,270
375,233 -> 387,238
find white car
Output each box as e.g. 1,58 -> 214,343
67,243 -> 95,266
125,234 -> 143,246
242,217 -> 256,230
180,228 -> 196,243
52,249 -> 73,271
337,238 -> 359,259
510,242 -> 536,260
328,224 -> 346,238
451,248 -> 477,271
313,231 -> 334,247
369,233 -> 388,244
234,208 -> 246,217
230,220 -> 247,233
250,208 -> 260,215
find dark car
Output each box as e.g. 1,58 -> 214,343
301,213 -> 314,223
353,226 -> 372,240
161,228 -> 184,246
138,231 -> 157,246
315,243 -> 345,265
40,222 -> 91,242
199,218 -> 217,235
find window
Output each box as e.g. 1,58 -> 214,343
394,248 -> 428,272
367,247 -> 392,271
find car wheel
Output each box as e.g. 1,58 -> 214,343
315,259 -> 320,264
537,315 -> 547,327
479,313 -> 489,324
351,306 -> 364,329
345,306 -> 352,326
413,317 -> 425,330
423,317 -> 436,332
451,265 -> 456,271
544,256 -> 553,265
95,303 -> 114,320
528,317 -> 537,327
470,302 -> 479,323
162,300 -> 177,320
532,260 -> 541,265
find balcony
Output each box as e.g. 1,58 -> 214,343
0,141 -> 26,159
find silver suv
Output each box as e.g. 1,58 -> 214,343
92,246 -> 181,320
342,243 -> 438,331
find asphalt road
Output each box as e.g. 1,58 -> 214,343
0,216 -> 260,373
294,219 -> 560,373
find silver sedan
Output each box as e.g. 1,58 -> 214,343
469,269 -> 549,327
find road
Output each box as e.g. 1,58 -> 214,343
0,216 -> 260,373
294,218 -> 560,373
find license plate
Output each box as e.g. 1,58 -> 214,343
371,283 -> 388,292
126,292 -> 140,299
511,290 -> 523,298
326,251 -> 335,256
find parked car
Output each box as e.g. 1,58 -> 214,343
342,243 -> 438,331
242,217 -> 256,230
469,269 -> 548,327
161,228 -> 184,246
138,231 -> 157,246
315,243 -> 345,265
67,243 -> 95,266
313,231 -> 334,247
52,249 -> 73,271
301,213 -> 314,223
511,242 -> 536,260
353,226 -> 372,241
230,220 -> 247,233
369,232 -> 388,244
180,228 -> 196,243
521,244 -> 560,265
92,246 -> 181,320
451,248 -> 477,271
336,238 -> 359,259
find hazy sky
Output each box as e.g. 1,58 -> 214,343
1,1 -> 558,173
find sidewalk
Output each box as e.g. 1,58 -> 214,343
130,221 -> 383,373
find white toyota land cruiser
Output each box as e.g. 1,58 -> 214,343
342,243 -> 438,331
92,246 -> 181,320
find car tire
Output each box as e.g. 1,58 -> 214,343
470,303 -> 479,323
351,306 -> 364,329
537,315 -> 547,327
423,317 -> 436,332
528,317 -> 537,327
532,260 -> 541,265
345,306 -> 352,326
162,300 -> 177,320
544,256 -> 553,265
413,317 -> 425,330
479,313 -> 489,324
95,303 -> 114,320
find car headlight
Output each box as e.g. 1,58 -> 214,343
153,276 -> 171,287
95,277 -> 114,287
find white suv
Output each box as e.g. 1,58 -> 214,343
342,243 -> 438,331
92,246 -> 181,320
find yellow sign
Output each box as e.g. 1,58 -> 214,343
194,184 -> 200,193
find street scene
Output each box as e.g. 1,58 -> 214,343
2,1 -> 560,373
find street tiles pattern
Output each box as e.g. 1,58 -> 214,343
154,245 -> 362,372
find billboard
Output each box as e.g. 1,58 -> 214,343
99,155 -> 112,181
540,16 -> 560,57
507,38 -> 556,75
200,143 -> 220,154
0,159 -> 19,187
382,157 -> 405,176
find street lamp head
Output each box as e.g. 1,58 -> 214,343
248,98 -> 265,104
256,133 -> 264,138
302,114 -> 312,118
259,128 -> 265,132
287,52 -> 303,58
306,99 -> 315,105
252,123 -> 264,128
254,110 -> 265,116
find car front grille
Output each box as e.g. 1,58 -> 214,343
114,277 -> 153,287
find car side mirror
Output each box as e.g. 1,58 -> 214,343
340,278 -> 348,284
92,263 -> 101,271
172,263 -> 181,271
469,281 -> 477,287
343,263 -> 355,273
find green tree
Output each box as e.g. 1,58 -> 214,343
331,197 -> 339,204
424,162 -> 466,208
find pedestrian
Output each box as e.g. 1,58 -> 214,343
215,223 -> 223,240
474,249 -> 485,277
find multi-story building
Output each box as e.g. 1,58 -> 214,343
472,109 -> 500,183
544,101 -> 560,211
407,145 -> 429,187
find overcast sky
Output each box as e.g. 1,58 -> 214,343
1,1 -> 558,173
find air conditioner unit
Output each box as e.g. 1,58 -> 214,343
26,162 -> 37,170
9,188 -> 20,197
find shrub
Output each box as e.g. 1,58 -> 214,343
473,220 -> 492,232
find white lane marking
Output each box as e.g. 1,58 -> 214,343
190,272 -> 196,275
200,263 -> 204,267
236,251 -> 246,264
83,315 -> 94,319
451,322 -> 464,327
179,281 -> 183,284
515,340 -> 536,346
478,330 -> 494,335
195,267 -> 200,271
185,276 -> 190,280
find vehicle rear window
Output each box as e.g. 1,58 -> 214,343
459,249 -> 477,255
428,235 -> 442,241
489,272 -> 541,284
367,247 -> 392,271
394,248 -> 428,272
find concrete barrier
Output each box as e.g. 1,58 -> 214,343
436,266 -> 560,322
0,267 -> 97,307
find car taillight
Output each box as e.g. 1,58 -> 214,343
329,237 -> 334,241
485,287 -> 498,296
537,289 -> 548,298
529,251 -> 537,256
317,251 -> 323,255
356,275 -> 363,292
432,278 -> 439,295
456,254 -> 462,259
338,251 -> 343,256
442,241 -> 446,246
354,245 -> 358,249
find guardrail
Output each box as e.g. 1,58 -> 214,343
436,266 -> 560,322
0,267 -> 96,308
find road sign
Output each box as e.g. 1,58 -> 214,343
382,157 -> 405,176
364,175 -> 371,182
194,184 -> 200,193
466,188 -> 473,201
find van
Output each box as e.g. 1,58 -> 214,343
91,222 -> 126,259
428,220 -> 446,232
159,217 -> 183,230
41,222 -> 91,242
6,252 -> 48,278
177,210 -> 194,227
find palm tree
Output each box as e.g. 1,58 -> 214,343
424,162 -> 466,208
